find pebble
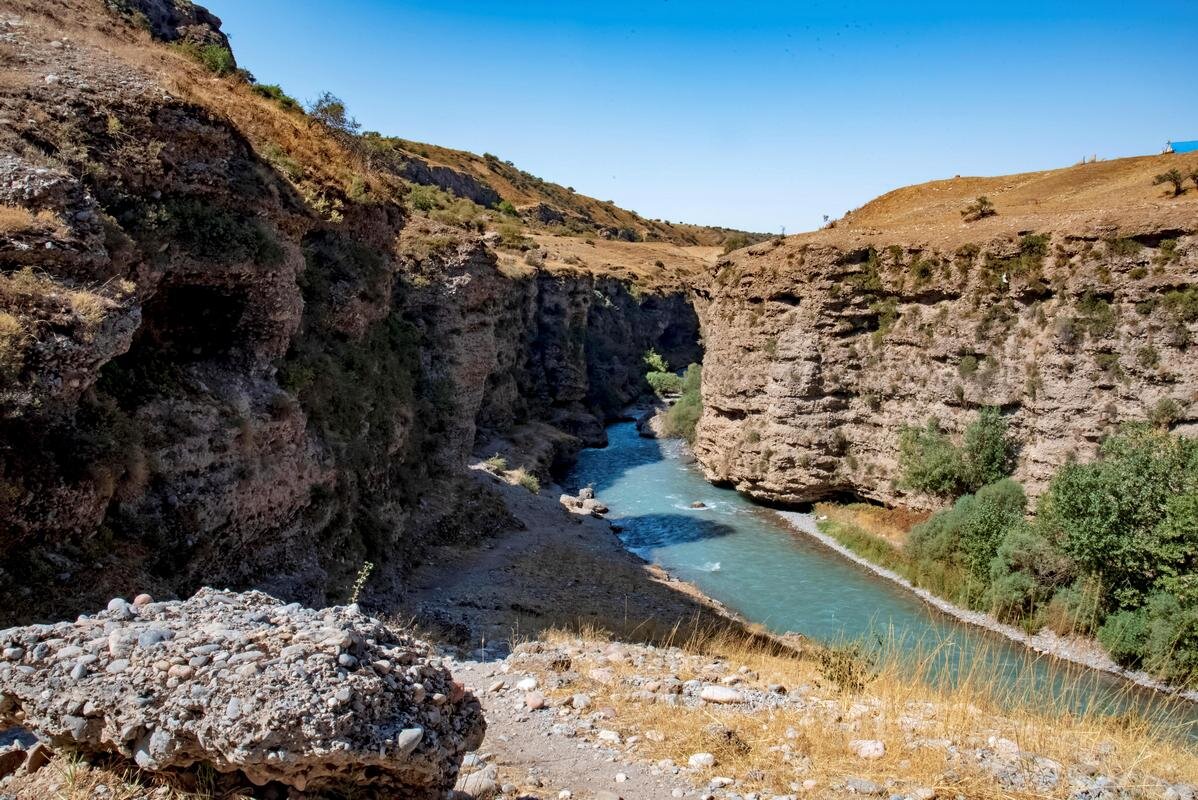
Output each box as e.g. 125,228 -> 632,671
524,692 -> 547,710
844,777 -> 883,795
516,676 -> 538,691
849,739 -> 886,759
689,752 -> 716,769
700,685 -> 746,704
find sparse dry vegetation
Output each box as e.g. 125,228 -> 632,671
0,204 -> 68,237
960,195 -> 997,222
518,625 -> 1198,800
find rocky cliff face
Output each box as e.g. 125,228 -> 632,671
693,225 -> 1198,509
0,2 -> 699,624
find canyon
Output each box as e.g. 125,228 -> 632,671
0,1 -> 1197,797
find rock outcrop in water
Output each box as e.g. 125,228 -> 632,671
0,588 -> 484,796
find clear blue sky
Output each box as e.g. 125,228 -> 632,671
210,1 -> 1198,233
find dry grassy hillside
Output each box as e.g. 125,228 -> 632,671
798,153 -> 1198,251
383,137 -> 761,248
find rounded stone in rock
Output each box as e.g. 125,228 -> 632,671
132,594 -> 153,607
688,752 -> 716,769
699,685 -> 745,704
524,692 -> 546,710
515,676 -> 538,691
394,727 -> 423,756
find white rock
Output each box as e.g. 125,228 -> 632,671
515,677 -> 538,691
688,752 -> 716,769
700,685 -> 746,704
849,739 -> 885,759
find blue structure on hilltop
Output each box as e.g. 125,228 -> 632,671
1168,140 -> 1198,153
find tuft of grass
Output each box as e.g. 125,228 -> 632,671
484,453 -> 509,472
0,204 -> 68,237
509,467 -> 540,494
0,311 -> 26,382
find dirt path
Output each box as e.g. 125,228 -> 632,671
447,657 -> 694,800
395,466 -> 762,799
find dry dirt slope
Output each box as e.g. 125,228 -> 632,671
801,152 -> 1198,251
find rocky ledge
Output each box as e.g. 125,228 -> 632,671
0,589 -> 484,797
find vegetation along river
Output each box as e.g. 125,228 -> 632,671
565,421 -> 1198,738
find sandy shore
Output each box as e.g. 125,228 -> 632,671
775,510 -> 1198,705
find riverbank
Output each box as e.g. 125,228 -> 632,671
775,510 -> 1198,705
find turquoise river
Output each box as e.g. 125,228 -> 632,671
564,421 -> 1198,738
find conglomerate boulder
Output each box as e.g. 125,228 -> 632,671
0,588 -> 484,797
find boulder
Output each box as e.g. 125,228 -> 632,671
0,588 -> 485,798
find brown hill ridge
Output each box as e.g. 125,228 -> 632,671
797,153 -> 1198,251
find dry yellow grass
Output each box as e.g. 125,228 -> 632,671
9,752 -> 254,800
520,625 -> 1198,799
815,501 -> 930,548
0,310 -> 27,375
795,151 -> 1198,251
531,233 -> 719,293
0,204 -> 68,237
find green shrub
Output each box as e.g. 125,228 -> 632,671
174,42 -> 236,76
307,92 -> 360,135
643,348 -> 669,373
722,233 -> 750,254
1153,168 -> 1185,196
1076,292 -> 1116,338
898,408 -> 1014,498
958,355 -> 979,377
150,198 -> 284,266
1105,237 -> 1142,258
1162,286 -> 1198,323
251,83 -> 302,112
962,407 -> 1015,488
1149,397 -> 1181,428
909,478 -> 1027,580
660,364 -> 703,443
484,454 -> 508,472
1043,580 -> 1102,637
1038,424 -> 1198,609
1143,590 -> 1198,684
497,200 -> 519,216
646,370 -> 683,397
1098,608 -> 1150,666
898,419 -> 967,497
816,643 -> 876,695
961,196 -> 996,222
985,522 -> 1073,622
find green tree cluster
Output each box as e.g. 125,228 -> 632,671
900,414 -> 1198,686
